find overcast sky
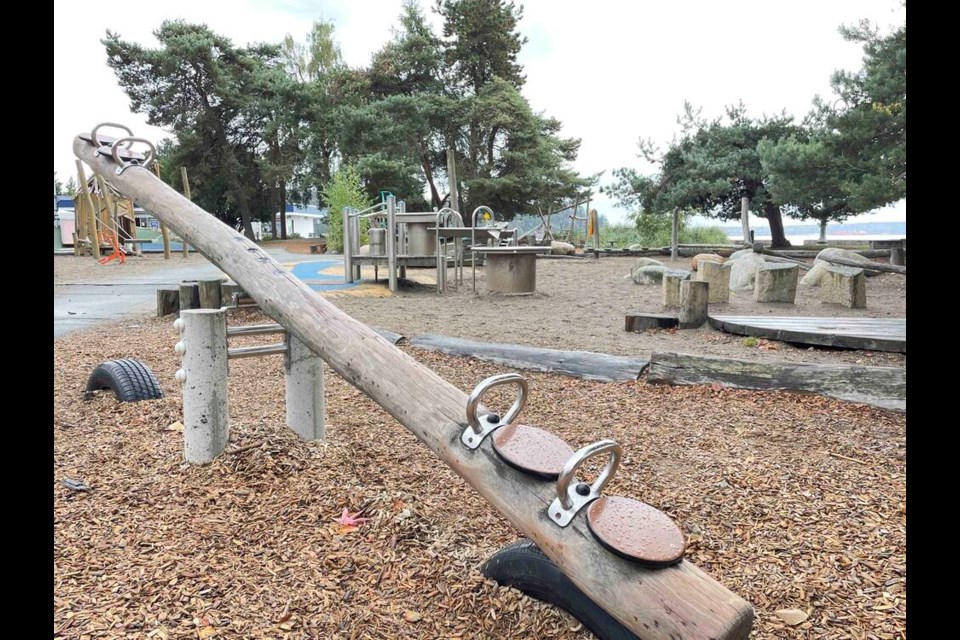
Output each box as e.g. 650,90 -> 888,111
53,0 -> 906,226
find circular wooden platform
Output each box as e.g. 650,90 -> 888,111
708,315 -> 906,353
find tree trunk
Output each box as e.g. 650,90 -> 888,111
279,181 -> 288,240
740,196 -> 750,244
229,172 -> 255,241
270,186 -> 278,239
419,145 -> 442,208
818,218 -> 827,243
763,202 -> 791,249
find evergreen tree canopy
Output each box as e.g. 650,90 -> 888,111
606,103 -> 800,247
819,18 -> 906,210
101,2 -> 592,231
103,21 -> 283,237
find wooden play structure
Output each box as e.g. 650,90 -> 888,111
70,124 -> 174,262
74,125 -> 754,639
72,167 -> 139,263
517,198 -> 601,251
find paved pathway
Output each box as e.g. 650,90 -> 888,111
53,249 -> 351,337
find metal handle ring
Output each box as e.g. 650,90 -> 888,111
111,137 -> 157,174
547,440 -> 621,527
556,440 -> 621,509
462,373 -> 528,449
91,122 -> 134,148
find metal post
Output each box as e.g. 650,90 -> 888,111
175,309 -> 229,464
398,199 -> 407,255
343,207 -> 354,283
387,196 -> 398,292
351,212 -> 361,281
285,334 -> 326,441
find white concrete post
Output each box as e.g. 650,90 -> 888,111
284,333 -> 326,441
175,309 -> 229,464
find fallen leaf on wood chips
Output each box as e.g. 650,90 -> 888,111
775,608 -> 809,625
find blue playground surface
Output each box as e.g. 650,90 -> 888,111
289,258 -> 361,292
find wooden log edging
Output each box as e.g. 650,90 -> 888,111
647,352 -> 905,412
410,334 -> 648,383
75,136 -> 752,640
820,255 -> 906,275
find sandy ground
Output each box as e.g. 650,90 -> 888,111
56,252 -> 906,367
330,257 -> 906,368
54,313 -> 905,639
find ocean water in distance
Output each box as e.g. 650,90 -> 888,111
720,220 -> 905,244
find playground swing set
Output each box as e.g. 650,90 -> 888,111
74,123 -> 754,640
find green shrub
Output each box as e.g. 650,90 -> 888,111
600,215 -> 729,248
683,225 -> 730,245
322,165 -> 373,253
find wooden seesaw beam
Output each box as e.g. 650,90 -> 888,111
74,135 -> 752,640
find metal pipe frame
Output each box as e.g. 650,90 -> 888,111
226,324 -> 285,337
227,343 -> 288,359
343,206 -> 354,283
386,195 -> 397,292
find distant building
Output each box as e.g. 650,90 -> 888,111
256,203 -> 329,239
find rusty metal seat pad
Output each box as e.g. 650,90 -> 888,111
491,423 -> 575,480
586,496 -> 685,568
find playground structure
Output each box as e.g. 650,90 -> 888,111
517,198 -> 602,251
74,125 -> 754,639
68,124 -> 176,262
343,199 -> 529,294
72,171 -> 138,264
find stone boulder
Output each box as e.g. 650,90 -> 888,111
691,253 -> 725,271
661,269 -> 692,307
820,266 -> 866,308
754,263 -> 799,303
800,262 -> 830,286
727,249 -> 754,262
696,261 -> 732,303
729,253 -> 767,292
629,257 -> 665,281
631,265 -> 669,285
628,243 -> 644,251
550,241 -> 576,256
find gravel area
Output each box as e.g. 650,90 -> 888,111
54,312 -> 906,639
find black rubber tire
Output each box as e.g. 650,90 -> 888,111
85,358 -> 164,402
481,539 -> 639,640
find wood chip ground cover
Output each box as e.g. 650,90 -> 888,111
54,312 -> 905,639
